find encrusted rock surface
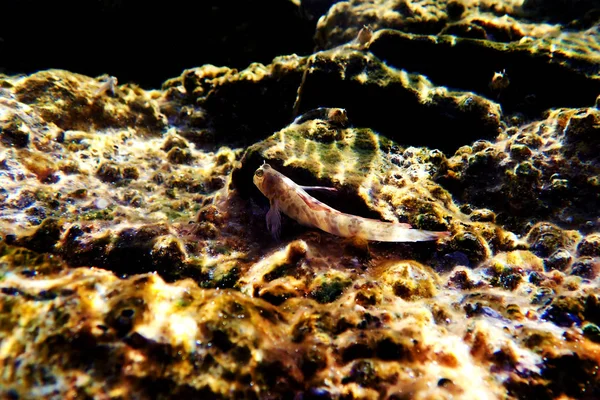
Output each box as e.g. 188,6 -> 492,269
1,0 -> 600,399
440,107 -> 600,233
317,1 -> 600,117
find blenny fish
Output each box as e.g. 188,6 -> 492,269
253,163 -> 450,242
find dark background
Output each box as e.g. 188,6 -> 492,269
0,0 -> 335,88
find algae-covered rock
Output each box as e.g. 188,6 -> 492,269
13,70 -> 167,136
527,222 -> 580,258
315,0 -> 555,49
316,1 -> 600,118
160,47 -> 502,153
0,254 -> 304,398
159,57 -> 307,147
0,73 -> 240,238
1,3 -> 600,397
293,48 -> 502,153
232,112 -> 459,237
378,260 -> 439,300
578,233 -> 600,257
441,108 -> 600,232
368,29 -> 600,116
310,272 -> 352,303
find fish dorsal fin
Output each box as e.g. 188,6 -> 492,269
299,185 -> 338,193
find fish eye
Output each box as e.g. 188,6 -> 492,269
255,169 -> 264,178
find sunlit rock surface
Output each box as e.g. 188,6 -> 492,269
1,0 -> 600,398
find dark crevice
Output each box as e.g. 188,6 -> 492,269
231,151 -> 383,221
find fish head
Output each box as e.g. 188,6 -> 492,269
253,163 -> 276,198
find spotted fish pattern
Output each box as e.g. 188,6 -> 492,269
253,163 -> 450,242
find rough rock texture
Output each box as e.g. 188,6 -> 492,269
440,107 -> 600,233
1,0 -> 600,399
368,28 -> 600,115
293,49 -> 502,153
317,1 -> 600,117
159,48 -> 502,153
316,0 -> 600,48
160,56 -> 307,148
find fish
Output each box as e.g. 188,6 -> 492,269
292,107 -> 348,127
356,25 -> 373,47
94,75 -> 118,97
253,163 -> 450,242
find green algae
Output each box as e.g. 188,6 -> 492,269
311,276 -> 351,304
263,263 -> 296,282
489,267 -> 523,291
81,208 -> 115,221
583,323 -> 600,343
248,122 -> 383,189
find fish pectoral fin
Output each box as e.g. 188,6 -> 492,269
299,185 -> 338,193
266,200 -> 282,240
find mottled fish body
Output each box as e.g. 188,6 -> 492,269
253,163 -> 450,242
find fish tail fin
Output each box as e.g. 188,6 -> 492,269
392,227 -> 450,242
363,222 -> 450,242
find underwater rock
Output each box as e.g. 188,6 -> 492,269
527,222 -> 580,258
1,3 -> 600,397
0,117 -> 30,148
166,147 -> 194,165
545,249 -> 573,271
96,162 -> 140,184
60,223 -> 189,277
578,233 -> 600,257
13,70 -> 167,136
0,258 -> 307,399
0,71 -> 240,248
368,29 -> 600,115
441,107 -> 600,232
378,260 -> 439,300
4,225 -> 595,399
161,45 -> 502,153
315,1 -> 600,117
316,0 -> 457,48
446,231 -> 491,266
309,272 -> 352,304
231,115 -> 460,238
160,57 -> 307,148
562,107 -> 600,161
11,218 -> 62,254
569,257 -> 598,279
293,48 -> 502,153
316,0 -> 600,52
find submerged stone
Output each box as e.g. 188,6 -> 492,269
0,4 -> 599,397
